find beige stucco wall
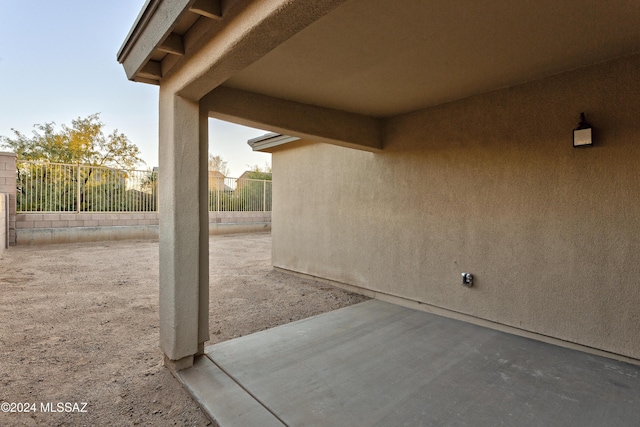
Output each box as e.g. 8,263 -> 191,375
271,54 -> 640,360
0,193 -> 6,255
0,152 -> 16,245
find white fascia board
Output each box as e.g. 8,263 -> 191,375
247,133 -> 300,151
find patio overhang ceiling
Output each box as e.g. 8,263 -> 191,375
118,0 -> 640,149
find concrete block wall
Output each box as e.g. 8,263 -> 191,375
14,212 -> 159,245
0,152 -> 16,245
14,211 -> 271,244
209,211 -> 271,224
208,211 -> 271,235
15,212 -> 160,229
15,211 -> 270,230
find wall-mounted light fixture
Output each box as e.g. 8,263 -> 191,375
573,112 -> 593,147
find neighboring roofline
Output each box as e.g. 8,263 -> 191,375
247,133 -> 300,152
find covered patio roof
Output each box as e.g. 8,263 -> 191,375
118,0 -> 640,152
119,0 -> 640,115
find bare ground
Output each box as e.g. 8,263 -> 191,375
0,232 -> 368,426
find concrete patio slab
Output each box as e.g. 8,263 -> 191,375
185,300 -> 640,426
178,356 -> 285,426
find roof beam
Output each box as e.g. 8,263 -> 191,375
202,86 -> 383,152
139,60 -> 162,80
134,76 -> 160,85
190,0 -> 222,20
158,33 -> 185,56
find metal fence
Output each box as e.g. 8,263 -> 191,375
208,176 -> 272,212
16,161 -> 272,213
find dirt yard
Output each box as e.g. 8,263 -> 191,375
0,232 -> 368,426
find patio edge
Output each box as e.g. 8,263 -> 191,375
175,355 -> 286,427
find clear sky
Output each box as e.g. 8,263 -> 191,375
0,0 -> 270,177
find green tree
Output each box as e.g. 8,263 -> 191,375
2,114 -> 147,212
245,163 -> 272,180
208,154 -> 229,176
0,113 -> 144,168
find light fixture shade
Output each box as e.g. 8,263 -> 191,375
573,112 -> 592,147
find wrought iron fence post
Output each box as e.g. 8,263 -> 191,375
76,163 -> 81,213
217,178 -> 221,212
263,179 -> 266,212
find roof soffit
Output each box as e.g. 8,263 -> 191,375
119,0 -> 640,120
224,0 -> 640,118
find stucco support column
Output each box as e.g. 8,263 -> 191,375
158,90 -> 209,368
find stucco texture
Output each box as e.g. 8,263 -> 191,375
271,54 -> 640,360
0,194 -> 6,254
